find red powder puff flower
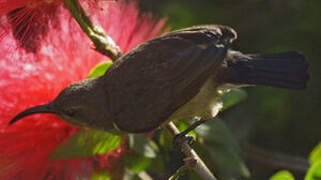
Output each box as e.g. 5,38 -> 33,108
0,1 -> 166,179
0,0 -> 114,53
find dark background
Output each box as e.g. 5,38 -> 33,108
138,0 -> 321,179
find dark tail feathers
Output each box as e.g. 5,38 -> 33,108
218,51 -> 309,89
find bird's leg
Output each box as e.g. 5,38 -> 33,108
174,118 -> 208,146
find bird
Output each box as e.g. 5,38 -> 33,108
10,25 -> 309,134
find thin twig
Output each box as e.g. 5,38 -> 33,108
138,171 -> 153,180
166,122 -> 217,180
63,0 -> 122,61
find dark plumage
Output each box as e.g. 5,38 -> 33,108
10,25 -> 309,133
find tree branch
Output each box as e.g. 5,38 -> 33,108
63,0 -> 122,61
166,122 -> 217,180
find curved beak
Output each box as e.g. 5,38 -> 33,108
9,103 -> 56,125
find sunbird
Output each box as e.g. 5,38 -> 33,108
10,25 -> 309,134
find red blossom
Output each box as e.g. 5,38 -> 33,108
0,0 -> 114,52
0,1 -> 166,179
0,0 -> 113,19
0,0 -> 59,15
0,0 -> 63,52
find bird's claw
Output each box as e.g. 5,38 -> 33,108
174,134 -> 195,147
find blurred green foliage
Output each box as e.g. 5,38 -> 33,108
269,143 -> 321,180
50,128 -> 121,159
270,170 -> 295,180
194,118 -> 250,179
306,144 -> 321,180
310,143 -> 321,165
137,0 -> 321,179
305,161 -> 321,180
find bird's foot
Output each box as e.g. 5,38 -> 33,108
174,118 -> 208,146
174,134 -> 194,147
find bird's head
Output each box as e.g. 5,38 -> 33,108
10,77 -> 114,131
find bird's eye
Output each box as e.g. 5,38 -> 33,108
64,109 -> 76,117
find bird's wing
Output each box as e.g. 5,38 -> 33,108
105,25 -> 235,133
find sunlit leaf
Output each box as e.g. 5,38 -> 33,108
176,121 -> 197,139
195,118 -> 250,179
305,161 -> 321,180
88,61 -> 113,78
50,129 -> 122,159
270,170 -> 295,180
91,171 -> 112,180
309,143 -> 321,165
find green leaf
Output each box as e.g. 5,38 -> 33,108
128,134 -> 158,158
159,127 -> 174,151
125,153 -> 153,173
50,128 -> 122,159
270,170 -> 295,180
88,61 -> 113,78
176,121 -> 197,139
219,89 -> 247,111
195,118 -> 250,180
124,134 -> 159,176
305,161 -> 321,180
310,143 -> 321,165
91,171 -> 112,180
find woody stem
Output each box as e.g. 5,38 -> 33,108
166,122 -> 217,180
63,0 -> 122,61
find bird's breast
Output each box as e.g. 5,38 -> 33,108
168,74 -> 222,121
